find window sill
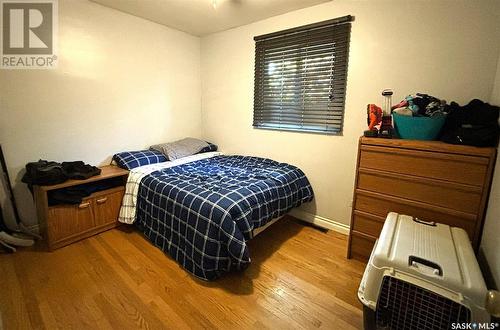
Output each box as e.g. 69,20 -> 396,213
253,125 -> 343,136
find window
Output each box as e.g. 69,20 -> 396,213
253,16 -> 352,135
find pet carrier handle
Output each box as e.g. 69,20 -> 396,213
413,217 -> 436,226
409,256 -> 443,276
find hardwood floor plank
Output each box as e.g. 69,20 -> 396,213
12,257 -> 46,330
101,231 -> 225,329
0,257 -> 32,329
0,217 -> 365,329
89,236 -> 192,329
44,245 -> 115,329
77,240 -> 168,329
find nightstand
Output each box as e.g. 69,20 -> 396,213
33,165 -> 129,251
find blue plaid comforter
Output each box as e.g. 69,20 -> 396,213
135,155 -> 314,280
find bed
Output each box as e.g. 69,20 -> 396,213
118,152 -> 314,280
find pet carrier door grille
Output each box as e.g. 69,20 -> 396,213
376,276 -> 471,330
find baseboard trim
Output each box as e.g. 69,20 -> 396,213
24,215 -> 349,237
289,209 -> 350,235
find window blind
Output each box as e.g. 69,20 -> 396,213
253,16 -> 352,134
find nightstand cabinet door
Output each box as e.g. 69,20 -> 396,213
93,190 -> 124,227
47,200 -> 95,242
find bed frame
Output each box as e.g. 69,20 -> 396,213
252,215 -> 283,237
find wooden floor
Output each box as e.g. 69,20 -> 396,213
0,217 -> 366,329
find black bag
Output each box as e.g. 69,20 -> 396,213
440,99 -> 499,147
21,160 -> 67,186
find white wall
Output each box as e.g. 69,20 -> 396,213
0,0 -> 202,228
201,0 -> 500,228
490,54 -> 500,106
481,53 -> 500,287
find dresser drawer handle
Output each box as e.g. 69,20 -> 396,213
97,197 -> 108,204
78,202 -> 90,209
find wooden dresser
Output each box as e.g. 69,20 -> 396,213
347,137 -> 497,262
34,166 -> 129,251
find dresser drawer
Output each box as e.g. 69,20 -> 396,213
357,169 -> 482,214
359,145 -> 489,186
355,190 -> 477,239
349,231 -> 376,262
47,199 -> 95,242
352,211 -> 384,238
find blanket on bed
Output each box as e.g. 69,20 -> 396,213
118,152 -> 222,224
135,155 -> 314,280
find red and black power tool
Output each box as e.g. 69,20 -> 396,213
364,104 -> 382,137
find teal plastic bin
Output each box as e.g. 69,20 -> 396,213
393,113 -> 446,140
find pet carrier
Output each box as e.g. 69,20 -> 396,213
358,212 -> 490,330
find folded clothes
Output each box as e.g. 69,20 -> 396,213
22,160 -> 101,187
393,107 -> 413,116
393,93 -> 448,117
61,161 -> 101,180
48,178 -> 122,205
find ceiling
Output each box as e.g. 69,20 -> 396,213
90,0 -> 332,36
